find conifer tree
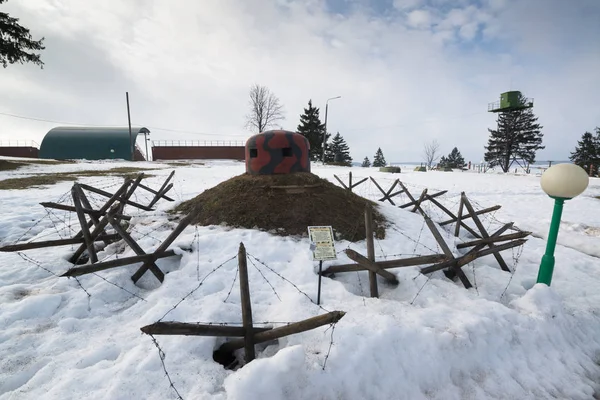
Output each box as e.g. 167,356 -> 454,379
438,155 -> 448,168
372,148 -> 386,167
297,100 -> 329,161
0,0 -> 45,68
569,130 -> 599,176
361,157 -> 371,167
446,147 -> 465,168
325,132 -> 352,166
484,94 -> 544,172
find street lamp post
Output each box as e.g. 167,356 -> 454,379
536,163 -> 589,286
322,96 -> 341,164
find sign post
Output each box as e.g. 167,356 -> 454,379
308,226 -> 337,305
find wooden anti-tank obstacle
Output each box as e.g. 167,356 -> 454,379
0,172 -> 186,284
141,243 -> 346,365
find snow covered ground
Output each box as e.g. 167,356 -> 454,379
1,158 -> 600,400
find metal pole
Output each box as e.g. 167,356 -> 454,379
317,260 -> 323,305
322,103 -> 328,164
144,131 -> 149,162
536,198 -> 565,286
126,92 -> 133,161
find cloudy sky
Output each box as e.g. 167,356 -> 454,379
1,0 -> 599,163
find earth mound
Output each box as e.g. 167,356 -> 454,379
174,172 -> 387,241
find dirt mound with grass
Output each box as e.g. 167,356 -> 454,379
174,172 -> 387,241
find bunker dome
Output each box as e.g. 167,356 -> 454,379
245,130 -> 310,175
39,126 -> 149,161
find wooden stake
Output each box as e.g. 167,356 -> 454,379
0,234 -> 120,252
62,250 -> 177,277
440,205 -> 501,226
345,249 -> 399,284
238,243 -> 255,362
456,231 -> 531,249
424,216 -> 472,289
412,189 -> 428,214
218,311 -> 346,354
40,202 -> 131,220
140,322 -> 271,337
138,183 -> 175,202
461,194 -> 511,272
454,195 -> 464,237
148,171 -> 175,208
322,254 -> 448,274
72,185 -> 98,263
79,183 -> 153,211
131,215 -> 191,283
333,174 -> 349,190
107,213 -> 164,283
365,206 -> 378,297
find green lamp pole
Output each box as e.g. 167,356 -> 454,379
536,164 -> 589,286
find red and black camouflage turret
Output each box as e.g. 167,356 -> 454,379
245,130 -> 311,175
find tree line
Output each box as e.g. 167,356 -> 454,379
245,84 -> 386,167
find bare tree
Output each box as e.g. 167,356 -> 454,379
423,139 -> 441,169
245,84 -> 285,133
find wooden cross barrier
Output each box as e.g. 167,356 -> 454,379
370,177 -> 403,205
140,243 -> 346,365
398,187 -> 448,215
62,214 -> 191,283
334,171 -> 368,193
321,206 -> 450,297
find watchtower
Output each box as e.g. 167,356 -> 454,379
488,91 -> 534,113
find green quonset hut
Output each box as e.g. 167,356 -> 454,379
39,126 -> 149,161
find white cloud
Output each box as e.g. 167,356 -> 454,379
393,0 -> 423,11
406,9 -> 438,29
0,0 -> 598,163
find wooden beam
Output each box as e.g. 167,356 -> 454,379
79,183 -> 153,211
351,177 -> 368,190
365,206 -> 378,297
72,185 -> 98,263
131,215 -> 192,283
217,311 -> 346,353
424,216 -> 472,289
412,189 -> 428,214
454,195 -> 464,236
456,231 -> 531,249
62,250 -> 177,277
107,213 -> 164,283
140,322 -> 271,337
149,171 -> 175,208
322,254 -> 448,274
440,205 -> 502,226
0,234 -> 120,252
238,243 -> 255,362
69,205 -> 118,264
345,249 -> 399,284
39,202 -> 131,220
333,174 -> 349,190
420,239 -> 526,275
399,190 -> 448,209
138,182 -> 175,202
461,194 -> 511,272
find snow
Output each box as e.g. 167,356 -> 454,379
1,157 -> 600,399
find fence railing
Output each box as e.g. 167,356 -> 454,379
152,140 -> 245,147
0,140 -> 39,148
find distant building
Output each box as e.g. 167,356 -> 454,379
39,126 -> 148,161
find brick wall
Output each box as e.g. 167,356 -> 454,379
152,146 -> 245,160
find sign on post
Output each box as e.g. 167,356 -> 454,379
308,226 -> 337,261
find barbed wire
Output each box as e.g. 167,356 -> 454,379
248,256 -> 282,302
158,255 -> 238,322
247,252 -> 331,314
148,335 -> 185,400
223,266 -> 239,303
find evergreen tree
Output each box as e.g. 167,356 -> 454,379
438,155 -> 448,168
0,0 -> 45,68
297,99 -> 329,161
361,157 -> 371,167
325,132 -> 352,166
372,148 -> 386,167
569,130 -> 598,176
446,147 -> 466,168
484,94 -> 544,172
